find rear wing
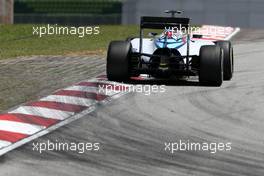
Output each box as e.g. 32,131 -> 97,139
138,16 -> 191,64
140,16 -> 190,29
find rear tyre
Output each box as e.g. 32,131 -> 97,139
107,41 -> 131,81
216,41 -> 233,80
199,45 -> 223,86
125,37 -> 140,77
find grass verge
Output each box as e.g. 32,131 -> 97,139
0,24 -> 139,59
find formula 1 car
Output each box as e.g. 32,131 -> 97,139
106,11 -> 233,86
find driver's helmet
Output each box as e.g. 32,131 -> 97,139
159,29 -> 184,41
155,29 -> 187,49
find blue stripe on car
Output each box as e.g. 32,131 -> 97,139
155,38 -> 186,49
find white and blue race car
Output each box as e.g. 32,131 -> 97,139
107,11 -> 233,86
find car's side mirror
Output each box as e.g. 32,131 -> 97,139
148,32 -> 158,37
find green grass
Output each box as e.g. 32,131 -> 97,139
0,24 -> 139,59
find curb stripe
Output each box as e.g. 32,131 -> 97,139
194,38 -> 222,41
10,106 -> 73,120
0,113 -> 58,127
54,90 -> 108,101
0,140 -> 12,149
78,82 -> 128,91
0,130 -> 28,143
0,76 -> 132,155
225,28 -> 241,40
193,25 -> 240,41
0,120 -> 44,135
64,86 -> 98,93
27,101 -> 87,113
64,86 -> 118,96
96,75 -> 107,79
41,95 -> 95,107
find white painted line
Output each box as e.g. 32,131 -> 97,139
225,27 -> 241,40
64,86 -> 98,93
80,78 -> 101,83
0,140 -> 12,149
9,106 -> 73,120
41,95 -> 96,107
0,120 -> 44,135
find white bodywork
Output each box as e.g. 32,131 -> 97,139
130,38 -> 215,62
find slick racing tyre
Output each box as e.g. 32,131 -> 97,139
199,45 -> 223,87
107,41 -> 131,81
216,41 -> 233,80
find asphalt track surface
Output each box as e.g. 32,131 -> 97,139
1,30 -> 264,176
